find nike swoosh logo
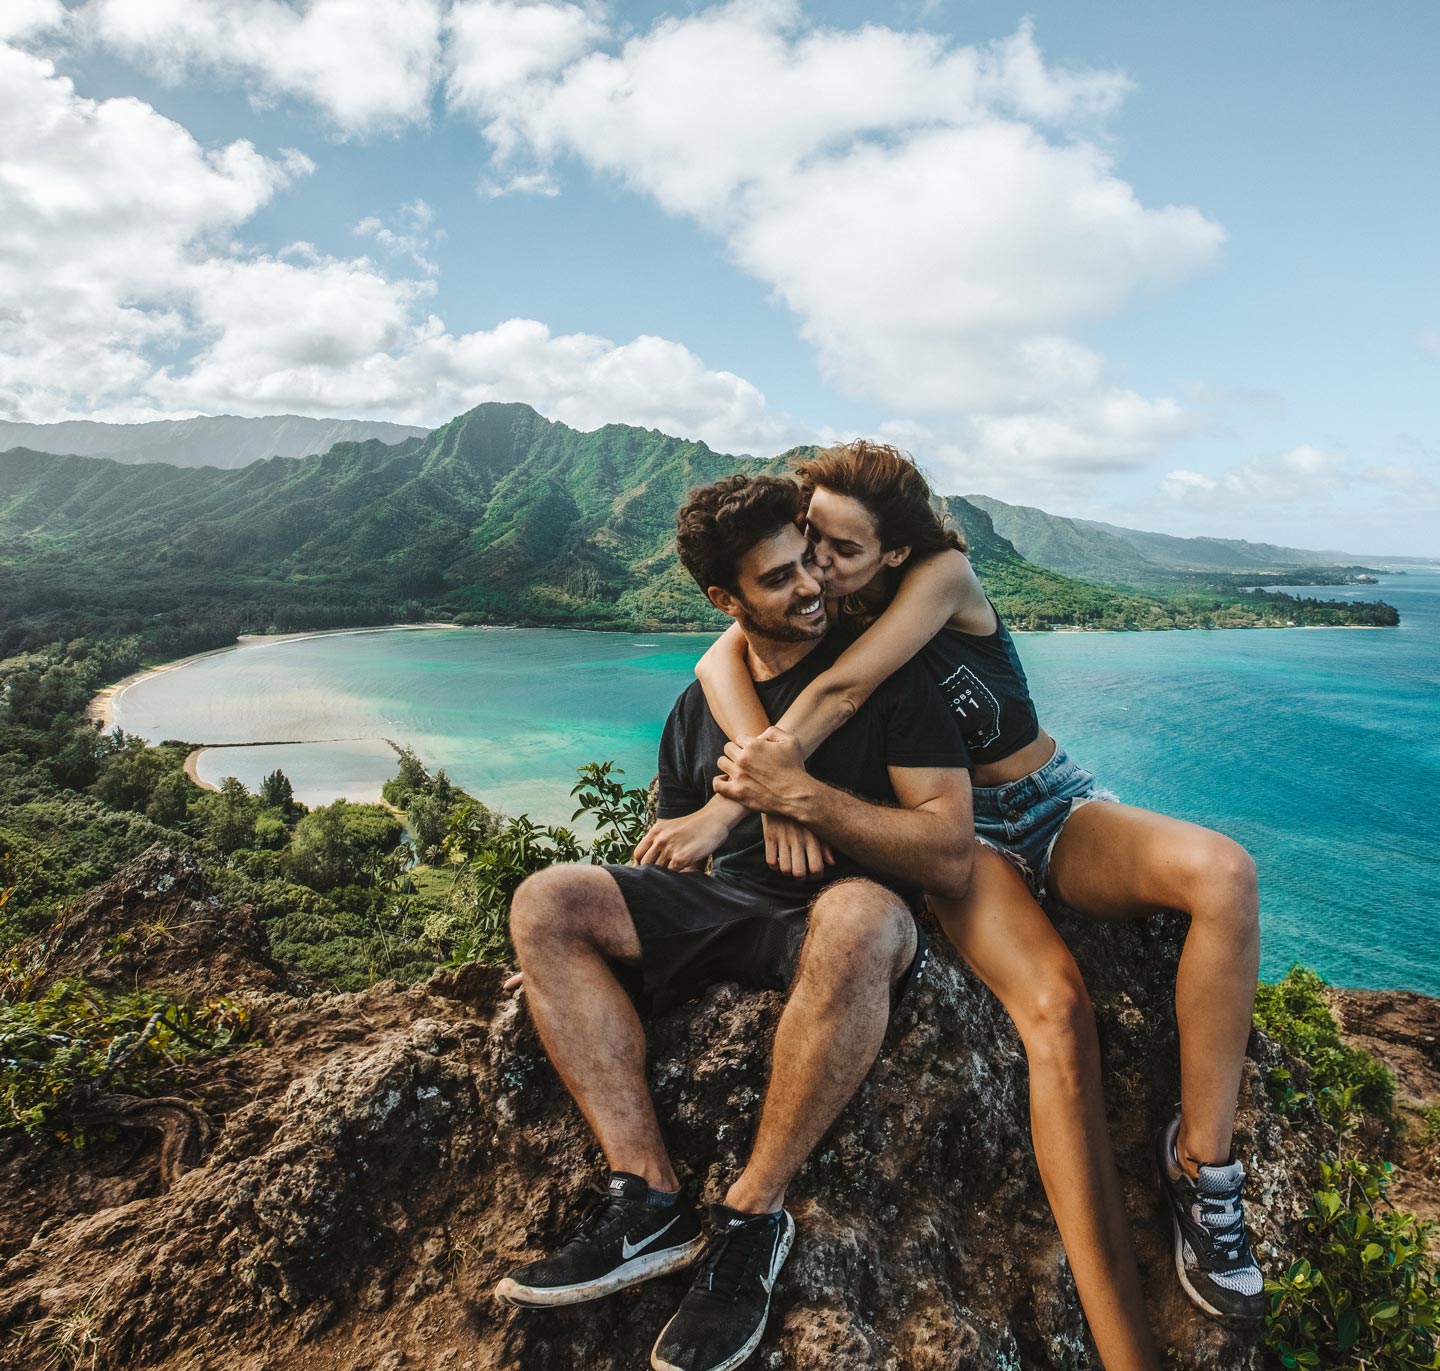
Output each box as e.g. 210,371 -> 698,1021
621,1214 -> 681,1260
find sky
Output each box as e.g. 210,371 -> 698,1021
1,1 -> 1436,555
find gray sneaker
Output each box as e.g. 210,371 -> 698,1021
1155,1111 -> 1264,1324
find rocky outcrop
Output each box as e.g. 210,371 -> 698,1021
1329,987 -> 1440,1222
17,845 -> 292,999
1,846 -> 1346,1369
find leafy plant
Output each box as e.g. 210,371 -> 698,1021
0,978 -> 251,1143
1266,1156 -> 1440,1369
570,761 -> 651,865
1255,966 -> 1396,1126
436,761 -> 651,964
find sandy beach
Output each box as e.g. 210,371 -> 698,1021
85,622 -> 466,730
182,746 -> 219,794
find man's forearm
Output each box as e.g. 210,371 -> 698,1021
785,778 -> 971,899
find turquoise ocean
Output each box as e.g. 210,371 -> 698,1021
113,569 -> 1440,995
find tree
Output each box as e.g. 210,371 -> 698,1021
431,769 -> 457,809
284,802 -> 357,892
259,768 -> 296,816
146,771 -> 192,827
195,776 -> 258,854
92,738 -> 171,813
405,791 -> 449,860
382,746 -> 430,807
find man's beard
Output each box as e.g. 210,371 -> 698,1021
733,594 -> 828,644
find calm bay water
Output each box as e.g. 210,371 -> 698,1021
114,570 -> 1440,994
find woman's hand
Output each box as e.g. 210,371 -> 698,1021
763,813 -> 834,879
633,806 -> 733,870
713,727 -> 811,814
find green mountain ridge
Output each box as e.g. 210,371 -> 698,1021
0,403 -> 1396,647
967,493 -> 1366,580
0,414 -> 430,470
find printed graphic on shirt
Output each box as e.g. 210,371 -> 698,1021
937,664 -> 1001,751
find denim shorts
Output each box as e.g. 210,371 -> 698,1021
971,744 -> 1118,904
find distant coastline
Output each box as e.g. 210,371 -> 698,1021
87,610 -> 1403,733
85,622 -> 472,731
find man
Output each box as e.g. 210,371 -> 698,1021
495,473 -> 973,1371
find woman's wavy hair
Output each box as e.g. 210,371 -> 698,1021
792,440 -> 964,620
793,440 -> 965,559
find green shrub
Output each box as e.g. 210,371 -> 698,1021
1255,966 -> 1396,1126
0,978 -> 252,1143
437,761 -> 651,965
1266,1156 -> 1440,1369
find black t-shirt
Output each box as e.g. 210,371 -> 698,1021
917,601 -> 1040,764
657,629 -> 970,901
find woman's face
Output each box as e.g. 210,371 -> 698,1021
805,486 -> 905,598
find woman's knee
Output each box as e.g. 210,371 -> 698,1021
1175,833 -> 1258,931
1017,972 -> 1098,1078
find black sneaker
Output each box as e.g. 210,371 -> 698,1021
496,1172 -> 705,1308
1156,1111 -> 1264,1324
650,1204 -> 795,1371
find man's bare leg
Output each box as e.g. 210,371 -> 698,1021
724,879 -> 915,1215
509,863 -> 678,1191
933,848 -> 1159,1371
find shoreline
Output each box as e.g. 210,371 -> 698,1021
85,622 -> 468,731
88,614 -> 1400,731
182,746 -> 219,794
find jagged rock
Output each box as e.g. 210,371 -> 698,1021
14,845 -> 292,998
1,867 -> 1340,1370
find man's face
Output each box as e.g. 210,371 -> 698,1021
714,524 -> 827,644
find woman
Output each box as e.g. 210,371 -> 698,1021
636,441 -> 1263,1369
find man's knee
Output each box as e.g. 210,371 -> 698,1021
509,863 -> 622,957
805,880 -> 915,980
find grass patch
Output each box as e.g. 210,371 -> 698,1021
1254,965 -> 1396,1126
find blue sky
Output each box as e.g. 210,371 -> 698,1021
1,1 -> 1436,554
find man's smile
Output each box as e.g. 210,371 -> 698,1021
791,596 -> 823,621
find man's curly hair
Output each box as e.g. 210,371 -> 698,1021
675,474 -> 804,593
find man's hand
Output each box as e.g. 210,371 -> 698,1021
712,727 -> 811,815
763,812 -> 834,879
633,807 -> 732,869
504,971 -> 523,994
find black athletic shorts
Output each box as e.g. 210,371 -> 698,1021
604,864 -> 929,1018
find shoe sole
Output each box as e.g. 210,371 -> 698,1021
495,1235 -> 708,1308
650,1213 -> 795,1371
1156,1129 -> 1264,1329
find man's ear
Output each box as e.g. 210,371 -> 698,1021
706,584 -> 743,621
883,545 -> 912,570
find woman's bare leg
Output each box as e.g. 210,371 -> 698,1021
932,847 -> 1160,1371
1046,803 -> 1260,1173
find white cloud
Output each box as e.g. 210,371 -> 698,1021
0,37 -> 796,455
1161,445 -> 1349,506
0,41 -> 309,418
77,0 -> 447,134
355,200 -> 444,275
1160,469 -> 1218,499
148,299 -> 800,452
445,0 -> 607,114
0,0 -> 66,42
452,3 -> 1221,471
478,170 -> 560,198
1417,328 -> 1440,360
